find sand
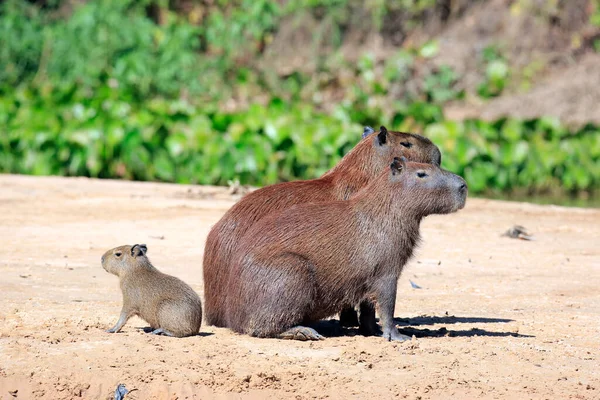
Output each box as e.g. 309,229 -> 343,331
0,174 -> 598,399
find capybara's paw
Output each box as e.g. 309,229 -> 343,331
279,326 -> 325,341
339,307 -> 360,327
382,328 -> 411,342
150,328 -> 175,337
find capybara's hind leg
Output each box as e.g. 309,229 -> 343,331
279,326 -> 324,341
339,306 -> 359,327
230,253 -> 318,338
155,300 -> 199,337
150,328 -> 175,337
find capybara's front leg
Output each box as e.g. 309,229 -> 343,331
358,300 -> 380,336
278,326 -> 324,341
106,308 -> 132,333
375,276 -> 410,342
339,306 -> 359,327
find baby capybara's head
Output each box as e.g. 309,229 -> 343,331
388,157 -> 467,216
101,244 -> 148,277
368,126 -> 442,167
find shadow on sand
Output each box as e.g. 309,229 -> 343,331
138,326 -> 214,337
309,314 -> 533,339
392,315 -> 533,338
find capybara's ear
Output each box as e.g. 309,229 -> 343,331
377,126 -> 388,145
362,126 -> 375,139
131,244 -> 148,257
390,156 -> 406,175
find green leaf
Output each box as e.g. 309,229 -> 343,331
153,150 -> 174,181
166,132 -> 187,158
419,41 -> 439,58
464,166 -> 487,193
487,60 -> 508,81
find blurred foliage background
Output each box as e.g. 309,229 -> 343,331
1,0 -> 600,204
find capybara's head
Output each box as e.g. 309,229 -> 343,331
101,244 -> 148,277
389,157 -> 467,216
369,125 -> 442,168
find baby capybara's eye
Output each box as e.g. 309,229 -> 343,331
417,171 -> 428,178
115,252 -> 122,257
400,142 -> 412,148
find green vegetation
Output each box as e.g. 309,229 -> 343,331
1,0 -> 599,198
477,46 -> 509,99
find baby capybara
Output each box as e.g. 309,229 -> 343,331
102,244 -> 203,338
203,126 -> 442,328
224,158 -> 467,341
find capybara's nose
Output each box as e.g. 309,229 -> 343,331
455,176 -> 468,197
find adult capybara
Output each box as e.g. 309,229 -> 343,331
102,244 -> 203,338
203,126 -> 442,328
224,158 -> 467,341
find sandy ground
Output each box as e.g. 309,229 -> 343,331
0,174 -> 598,400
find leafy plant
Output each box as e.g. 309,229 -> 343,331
0,0 -> 599,200
477,46 -> 509,98
423,66 -> 462,104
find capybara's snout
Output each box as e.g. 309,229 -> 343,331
452,174 -> 468,210
100,249 -> 112,273
101,257 -> 109,273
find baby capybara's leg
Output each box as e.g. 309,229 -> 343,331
150,328 -> 175,337
156,300 -> 198,338
228,254 -> 317,338
106,306 -> 134,333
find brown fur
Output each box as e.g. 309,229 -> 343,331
203,127 -> 442,327
224,159 -> 467,340
102,244 -> 203,338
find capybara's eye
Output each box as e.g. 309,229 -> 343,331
417,171 -> 428,178
115,252 -> 122,257
400,142 -> 412,148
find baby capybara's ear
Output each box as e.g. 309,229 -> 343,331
390,156 -> 407,175
131,244 -> 148,257
377,126 -> 388,145
362,126 -> 375,139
